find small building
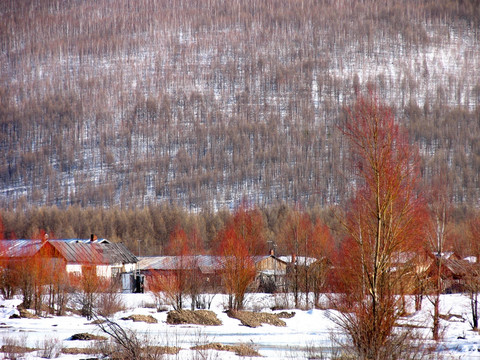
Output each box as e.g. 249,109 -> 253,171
49,239 -> 137,278
138,254 -> 288,293
137,255 -> 224,292
426,256 -> 471,293
0,237 -> 137,279
254,254 -> 288,292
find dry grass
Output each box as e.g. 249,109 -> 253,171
227,310 -> 286,328
120,314 -> 158,324
145,345 -> 181,355
61,347 -> 100,355
69,333 -> 108,341
166,310 -> 222,326
0,344 -> 36,354
191,342 -> 261,357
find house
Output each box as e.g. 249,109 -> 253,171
254,254 -> 288,292
49,238 -> 137,278
0,237 -> 138,279
137,255 -> 224,292
137,253 -> 289,292
425,255 -> 472,293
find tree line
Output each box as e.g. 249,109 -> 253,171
0,202 -> 340,256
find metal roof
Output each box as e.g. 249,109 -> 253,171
100,242 -> 138,265
57,238 -> 110,244
0,239 -> 137,265
49,240 -> 137,265
0,239 -> 46,258
138,255 -> 287,273
138,256 -> 224,272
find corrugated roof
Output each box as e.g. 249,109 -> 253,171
60,238 -> 110,244
0,239 -> 46,258
101,242 -> 138,264
49,241 -> 104,264
0,239 -> 137,266
138,255 -> 287,272
138,255 -> 224,272
442,258 -> 470,277
49,240 -> 137,265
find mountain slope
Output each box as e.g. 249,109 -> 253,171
1,0 -> 479,209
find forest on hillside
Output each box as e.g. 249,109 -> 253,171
1,0 -> 480,210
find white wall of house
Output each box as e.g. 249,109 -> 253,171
66,263 -> 136,277
124,263 -> 136,273
66,264 -> 82,275
96,265 -> 111,277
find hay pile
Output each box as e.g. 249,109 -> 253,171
69,333 -> 107,341
120,314 -> 158,323
166,310 -> 222,326
16,308 -> 39,319
277,311 -> 296,319
227,310 -> 288,328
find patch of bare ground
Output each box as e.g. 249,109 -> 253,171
166,310 -> 222,326
227,310 -> 287,328
120,314 -> 158,323
192,342 -> 261,357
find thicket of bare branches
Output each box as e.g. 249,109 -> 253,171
0,0 -> 479,210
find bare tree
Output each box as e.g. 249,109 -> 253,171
335,94 -> 427,359
425,181 -> 452,341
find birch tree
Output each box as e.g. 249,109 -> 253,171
425,181 -> 452,341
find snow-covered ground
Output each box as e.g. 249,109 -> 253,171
1,293 -> 480,359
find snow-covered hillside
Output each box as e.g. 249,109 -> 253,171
1,0 -> 479,210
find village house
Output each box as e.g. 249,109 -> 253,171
137,255 -> 224,292
425,252 -> 476,293
137,252 -> 288,293
0,236 -> 138,279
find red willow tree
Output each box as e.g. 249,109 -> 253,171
278,209 -> 312,308
0,216 -> 17,300
149,225 -> 205,310
336,94 -> 427,359
308,219 -> 335,308
216,205 -> 266,310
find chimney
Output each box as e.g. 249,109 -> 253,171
90,234 -> 97,242
292,253 -> 296,264
269,248 -> 274,256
